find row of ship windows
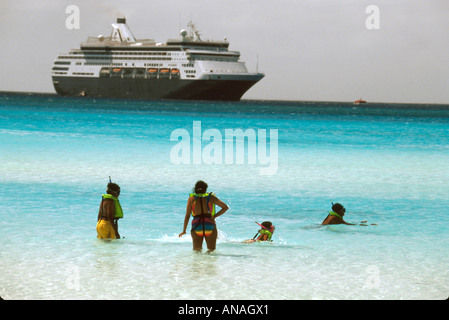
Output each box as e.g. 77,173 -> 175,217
53,67 -> 69,71
53,67 -> 196,79
72,51 -> 169,56
75,62 -> 123,66
53,66 -> 197,74
57,55 -> 173,61
52,73 -> 199,79
52,70 -> 95,76
74,62 -> 163,67
71,61 -> 181,68
57,55 -> 233,63
74,62 -> 173,67
83,60 -> 171,65
53,74 -> 197,78
53,65 -> 196,73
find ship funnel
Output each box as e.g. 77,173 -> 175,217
111,16 -> 136,43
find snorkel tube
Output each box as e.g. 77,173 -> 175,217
255,221 -> 275,232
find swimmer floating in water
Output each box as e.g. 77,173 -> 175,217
244,221 -> 275,243
321,203 -> 355,225
322,202 -> 378,226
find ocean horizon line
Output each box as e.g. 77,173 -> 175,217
1,90 -> 449,108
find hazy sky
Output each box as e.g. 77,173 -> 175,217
1,0 -> 448,103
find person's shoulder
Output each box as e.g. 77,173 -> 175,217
324,216 -> 341,225
102,198 -> 115,205
209,193 -> 220,202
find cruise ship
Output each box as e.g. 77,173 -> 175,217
51,17 -> 264,101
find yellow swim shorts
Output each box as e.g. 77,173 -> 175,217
96,220 -> 116,239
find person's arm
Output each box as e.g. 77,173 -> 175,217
210,195 -> 229,220
335,215 -> 356,225
179,197 -> 192,237
113,220 -> 121,239
97,200 -> 103,222
104,199 -> 120,238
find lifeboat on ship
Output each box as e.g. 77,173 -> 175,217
148,68 -> 158,78
171,68 -> 180,79
159,68 -> 170,78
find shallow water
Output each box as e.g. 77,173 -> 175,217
1,93 -> 448,299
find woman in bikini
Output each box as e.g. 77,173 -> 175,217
179,180 -> 229,253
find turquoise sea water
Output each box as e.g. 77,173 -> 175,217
1,92 -> 448,300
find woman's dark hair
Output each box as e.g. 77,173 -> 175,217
193,180 -> 208,194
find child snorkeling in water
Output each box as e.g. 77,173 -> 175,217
321,203 -> 353,225
244,221 -> 275,243
322,202 -> 378,226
